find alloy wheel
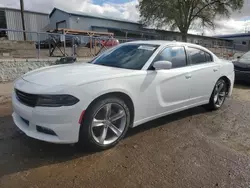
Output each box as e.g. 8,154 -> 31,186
91,103 -> 127,145
213,80 -> 226,108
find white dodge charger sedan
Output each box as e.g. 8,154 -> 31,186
12,41 -> 234,150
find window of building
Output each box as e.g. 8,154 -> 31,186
153,46 -> 187,68
242,41 -> 247,45
187,47 -> 213,65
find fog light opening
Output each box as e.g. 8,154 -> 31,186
36,125 -> 57,136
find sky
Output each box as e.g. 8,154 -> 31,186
0,0 -> 250,36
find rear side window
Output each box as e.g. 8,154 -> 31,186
205,52 -> 213,62
154,46 -> 187,68
187,47 -> 213,65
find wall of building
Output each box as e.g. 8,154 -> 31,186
4,9 -> 49,41
151,30 -> 233,48
69,15 -> 141,31
49,9 -> 70,30
186,35 -> 233,48
0,9 -> 6,29
228,37 -> 250,52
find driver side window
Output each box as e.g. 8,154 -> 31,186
154,46 -> 187,69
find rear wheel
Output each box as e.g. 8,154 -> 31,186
206,79 -> 227,110
79,97 -> 130,150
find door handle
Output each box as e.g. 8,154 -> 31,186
185,74 -> 192,79
213,68 -> 218,72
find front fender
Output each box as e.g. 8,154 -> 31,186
75,79 -> 136,111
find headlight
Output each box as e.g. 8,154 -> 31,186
36,95 -> 79,107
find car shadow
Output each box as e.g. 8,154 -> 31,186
0,105 -> 207,177
126,106 -> 207,138
234,81 -> 250,89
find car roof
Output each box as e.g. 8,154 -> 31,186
129,40 -> 200,47
126,40 -> 217,58
128,40 -> 200,47
127,40 -> 173,45
128,40 -> 212,52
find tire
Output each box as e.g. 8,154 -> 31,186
206,79 -> 227,110
78,96 -> 130,151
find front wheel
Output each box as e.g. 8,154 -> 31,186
78,97 -> 130,150
206,79 -> 227,110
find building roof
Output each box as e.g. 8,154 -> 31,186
215,33 -> 250,39
0,7 -> 49,16
49,8 -> 141,25
91,26 -> 158,35
145,28 -> 232,41
92,26 -> 232,41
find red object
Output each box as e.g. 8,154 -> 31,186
78,110 -> 86,124
101,39 -> 119,47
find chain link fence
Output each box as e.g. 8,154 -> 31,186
0,28 -> 245,60
0,29 -> 123,59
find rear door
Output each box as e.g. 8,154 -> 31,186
185,46 -> 220,104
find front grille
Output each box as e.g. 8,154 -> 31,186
15,89 -> 38,107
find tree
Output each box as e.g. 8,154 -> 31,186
138,0 -> 244,42
20,0 -> 26,40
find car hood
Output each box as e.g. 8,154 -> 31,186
232,59 -> 250,69
22,63 -> 141,86
233,58 -> 250,66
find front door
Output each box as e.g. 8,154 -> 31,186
140,46 -> 192,120
154,67 -> 192,112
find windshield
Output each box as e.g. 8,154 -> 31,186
91,44 -> 159,70
240,51 -> 250,61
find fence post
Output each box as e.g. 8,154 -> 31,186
49,34 -> 52,57
90,35 -> 92,56
71,37 -> 74,57
37,32 -> 40,59
63,30 -> 66,57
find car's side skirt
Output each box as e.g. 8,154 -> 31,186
132,100 -> 209,128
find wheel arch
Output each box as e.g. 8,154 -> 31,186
219,76 -> 231,94
82,91 -> 135,127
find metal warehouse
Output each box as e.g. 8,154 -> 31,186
48,8 -> 156,39
216,33 -> 250,52
0,6 -> 233,50
47,8 -> 232,48
0,7 -> 49,40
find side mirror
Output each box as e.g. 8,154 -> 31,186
153,61 -> 172,70
237,56 -> 241,59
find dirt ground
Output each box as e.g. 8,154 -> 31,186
1,84 -> 250,188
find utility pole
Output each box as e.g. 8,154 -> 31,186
20,0 -> 26,40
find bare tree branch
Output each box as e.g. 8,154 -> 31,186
138,0 -> 244,42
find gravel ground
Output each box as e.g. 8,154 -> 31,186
0,84 -> 250,188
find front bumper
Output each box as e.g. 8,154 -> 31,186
12,91 -> 82,144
